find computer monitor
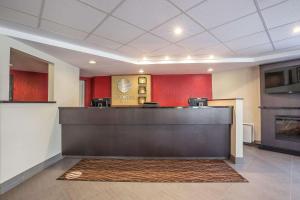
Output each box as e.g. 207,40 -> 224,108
188,98 -> 208,106
91,98 -> 111,107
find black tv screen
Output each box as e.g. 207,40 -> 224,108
265,71 -> 285,89
264,66 -> 300,94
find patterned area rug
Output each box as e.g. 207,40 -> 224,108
58,159 -> 247,183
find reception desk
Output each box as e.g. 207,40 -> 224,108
59,107 -> 233,158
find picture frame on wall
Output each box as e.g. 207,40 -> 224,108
138,86 -> 146,94
138,96 -> 146,104
138,77 -> 147,84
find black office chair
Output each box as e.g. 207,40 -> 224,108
91,98 -> 111,107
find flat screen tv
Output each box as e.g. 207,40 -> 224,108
264,66 -> 300,94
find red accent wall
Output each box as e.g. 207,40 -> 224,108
10,70 -> 48,101
80,77 -> 93,107
81,74 -> 212,107
152,74 -> 212,106
80,76 -> 111,106
92,76 -> 111,98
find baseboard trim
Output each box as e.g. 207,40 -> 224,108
230,155 -> 244,164
259,145 -> 300,156
63,155 -> 228,160
0,154 -> 62,195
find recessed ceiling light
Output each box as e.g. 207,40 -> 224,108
293,26 -> 300,33
164,56 -> 170,60
209,55 -> 214,59
89,60 -> 96,64
139,69 -> 144,74
174,27 -> 183,35
208,68 -> 214,72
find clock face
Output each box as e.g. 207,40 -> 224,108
117,78 -> 131,93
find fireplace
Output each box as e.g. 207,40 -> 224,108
275,116 -> 300,142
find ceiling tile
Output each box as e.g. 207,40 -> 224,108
128,33 -> 170,53
194,44 -> 234,57
262,0 -> 300,28
235,43 -> 273,56
93,16 -> 144,44
169,0 -> 205,11
274,44 -> 300,52
225,31 -> 269,50
43,0 -> 106,32
211,13 -> 264,42
151,14 -> 204,42
150,44 -> 191,57
86,35 -> 123,50
116,45 -> 146,58
256,0 -> 287,9
274,36 -> 300,49
177,32 -> 220,51
269,21 -> 300,41
187,0 -> 256,29
40,20 -> 88,40
79,0 -> 122,13
0,0 -> 43,16
113,0 -> 180,30
0,6 -> 38,28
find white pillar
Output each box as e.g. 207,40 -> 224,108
0,36 -> 10,101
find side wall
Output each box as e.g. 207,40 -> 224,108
0,35 -> 79,186
212,66 -> 261,141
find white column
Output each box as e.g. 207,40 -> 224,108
0,36 -> 10,101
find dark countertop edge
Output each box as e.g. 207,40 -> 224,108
209,98 -> 244,101
259,106 -> 300,110
59,106 -> 233,109
0,101 -> 56,104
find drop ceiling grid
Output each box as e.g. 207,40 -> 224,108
1,0 -> 300,59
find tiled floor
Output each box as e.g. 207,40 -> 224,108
1,145 -> 299,200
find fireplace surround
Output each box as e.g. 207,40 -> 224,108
275,115 -> 300,142
260,59 -> 300,155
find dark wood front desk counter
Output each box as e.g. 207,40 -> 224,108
59,107 -> 232,159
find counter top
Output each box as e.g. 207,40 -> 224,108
59,106 -> 233,125
59,106 -> 232,109
0,101 -> 56,104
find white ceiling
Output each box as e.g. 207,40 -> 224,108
1,0 -> 300,75
20,39 -> 255,77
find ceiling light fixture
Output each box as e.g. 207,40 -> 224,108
164,56 -> 170,60
186,55 -> 192,59
89,60 -> 96,64
208,68 -> 214,72
174,27 -> 183,35
139,69 -> 144,74
293,26 -> 300,34
143,56 -> 147,60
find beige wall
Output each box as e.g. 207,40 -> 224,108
0,35 -> 80,185
212,66 -> 261,141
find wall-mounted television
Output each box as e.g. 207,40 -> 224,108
264,65 -> 300,94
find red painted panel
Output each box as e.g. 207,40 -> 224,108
152,74 -> 212,106
82,75 -> 212,107
10,70 -> 48,101
80,77 -> 93,107
92,76 -> 111,98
